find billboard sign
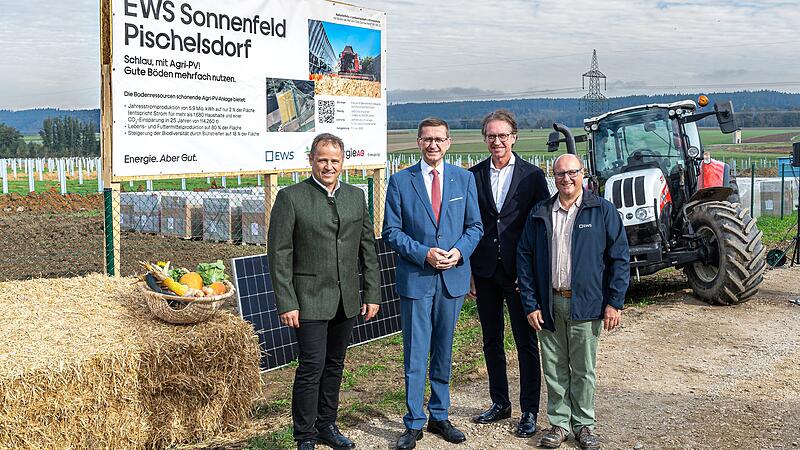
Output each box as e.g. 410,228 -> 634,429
110,0 -> 386,179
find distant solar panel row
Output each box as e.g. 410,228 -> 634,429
232,238 -> 401,371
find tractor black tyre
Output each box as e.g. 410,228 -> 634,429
684,201 -> 766,305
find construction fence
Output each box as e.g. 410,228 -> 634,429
0,171 -> 387,283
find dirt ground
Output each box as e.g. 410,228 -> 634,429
0,211 -> 267,281
334,266 -> 800,450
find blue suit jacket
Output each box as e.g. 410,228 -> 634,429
383,162 -> 483,299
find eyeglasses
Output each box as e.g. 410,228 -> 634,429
554,169 -> 583,179
484,133 -> 514,143
418,137 -> 449,145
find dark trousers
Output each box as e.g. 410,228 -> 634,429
292,302 -> 356,442
474,263 -> 542,414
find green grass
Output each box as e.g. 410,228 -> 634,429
341,363 -> 388,390
251,398 -> 291,419
758,212 -> 798,245
0,172 -> 376,196
21,135 -> 43,144
376,388 -> 407,414
628,297 -> 658,308
245,426 -> 294,450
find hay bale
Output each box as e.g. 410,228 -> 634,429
0,273 -> 262,449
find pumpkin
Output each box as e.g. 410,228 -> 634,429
179,272 -> 204,290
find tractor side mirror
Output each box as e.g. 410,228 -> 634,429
715,101 -> 739,134
547,131 -> 560,152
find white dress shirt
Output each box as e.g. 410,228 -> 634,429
311,175 -> 340,198
420,159 -> 444,203
489,153 -> 516,211
551,193 -> 582,290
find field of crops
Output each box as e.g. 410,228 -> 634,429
388,127 -> 800,159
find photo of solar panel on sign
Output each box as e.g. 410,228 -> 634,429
232,238 -> 402,371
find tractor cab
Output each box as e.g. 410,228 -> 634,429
585,100 -> 701,209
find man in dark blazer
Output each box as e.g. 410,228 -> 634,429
268,133 -> 381,450
383,117 -> 483,449
468,110 -> 550,437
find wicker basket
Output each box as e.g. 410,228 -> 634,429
138,280 -> 236,325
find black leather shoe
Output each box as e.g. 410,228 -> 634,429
515,412 -> 537,437
297,440 -> 316,450
427,419 -> 466,444
472,403 -> 512,424
395,428 -> 423,449
316,423 -> 355,449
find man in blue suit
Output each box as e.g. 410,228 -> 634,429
383,117 -> 483,449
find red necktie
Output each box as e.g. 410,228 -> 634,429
431,168 -> 441,223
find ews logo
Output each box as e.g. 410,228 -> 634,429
265,150 -> 294,162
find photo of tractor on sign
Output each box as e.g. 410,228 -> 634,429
308,19 -> 382,97
548,96 -> 766,305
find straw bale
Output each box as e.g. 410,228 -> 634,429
0,273 -> 262,449
315,75 -> 381,98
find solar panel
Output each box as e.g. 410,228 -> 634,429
233,238 -> 401,371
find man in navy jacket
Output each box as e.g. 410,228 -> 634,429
517,154 -> 629,450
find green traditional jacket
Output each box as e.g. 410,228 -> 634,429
267,177 -> 381,320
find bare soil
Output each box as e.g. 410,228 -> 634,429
743,132 -> 800,144
0,211 -> 266,281
335,267 -> 800,450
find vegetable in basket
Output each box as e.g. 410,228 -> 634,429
196,260 -> 228,285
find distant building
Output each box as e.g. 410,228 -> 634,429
308,21 -> 336,74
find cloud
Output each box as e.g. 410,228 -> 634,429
1,0 -> 799,109
389,87 -> 506,103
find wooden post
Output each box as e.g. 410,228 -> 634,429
371,168 -> 386,237
264,173 -> 280,250
100,0 -> 120,276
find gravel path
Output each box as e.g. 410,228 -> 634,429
341,266 -> 800,449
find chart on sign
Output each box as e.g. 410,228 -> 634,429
232,238 -> 401,371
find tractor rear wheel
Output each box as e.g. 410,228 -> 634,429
684,201 -> 766,305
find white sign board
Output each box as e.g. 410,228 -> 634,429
111,0 -> 386,179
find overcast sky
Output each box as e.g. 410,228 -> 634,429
1,0 -> 799,109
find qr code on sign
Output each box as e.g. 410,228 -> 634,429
318,100 -> 335,124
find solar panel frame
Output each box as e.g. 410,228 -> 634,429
233,238 -> 401,372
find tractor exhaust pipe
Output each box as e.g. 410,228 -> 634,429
548,123 -> 577,155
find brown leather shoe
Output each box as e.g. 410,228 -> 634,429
540,426 -> 567,448
576,426 -> 600,449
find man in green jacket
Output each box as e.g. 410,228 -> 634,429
268,133 -> 381,450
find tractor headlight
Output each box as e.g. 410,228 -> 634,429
590,123 -> 599,131
635,207 -> 650,221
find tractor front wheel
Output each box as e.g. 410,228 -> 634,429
684,201 -> 766,305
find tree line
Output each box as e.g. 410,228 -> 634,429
388,90 -> 800,129
0,116 -> 99,158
